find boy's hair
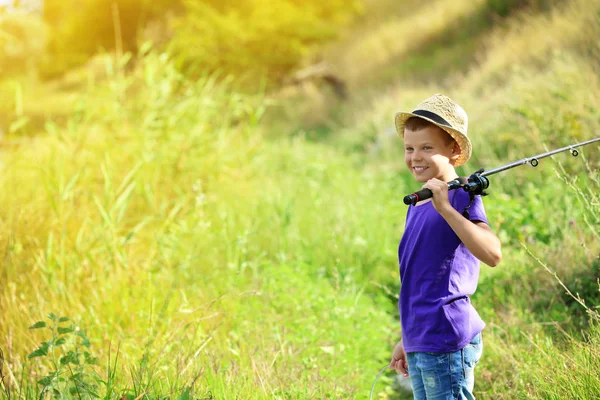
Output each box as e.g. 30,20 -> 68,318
404,116 -> 435,132
404,116 -> 456,145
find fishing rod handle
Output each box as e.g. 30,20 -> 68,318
403,180 -> 462,205
403,188 -> 432,205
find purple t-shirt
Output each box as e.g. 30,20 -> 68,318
398,189 -> 488,353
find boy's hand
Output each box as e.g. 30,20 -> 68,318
389,341 -> 409,377
423,178 -> 451,214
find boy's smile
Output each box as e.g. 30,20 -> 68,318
404,125 -> 460,183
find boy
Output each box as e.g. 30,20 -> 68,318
389,94 -> 502,399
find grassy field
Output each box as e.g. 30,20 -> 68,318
1,0 -> 600,399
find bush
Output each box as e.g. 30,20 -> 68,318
168,0 -> 362,87
39,0 -> 179,79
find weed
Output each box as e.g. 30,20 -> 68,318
27,313 -> 99,399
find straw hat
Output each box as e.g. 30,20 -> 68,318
394,93 -> 472,167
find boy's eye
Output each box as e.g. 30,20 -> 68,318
405,147 -> 413,151
423,146 -> 432,150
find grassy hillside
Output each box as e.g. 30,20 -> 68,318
1,0 -> 600,399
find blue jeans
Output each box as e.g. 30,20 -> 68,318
406,333 -> 483,400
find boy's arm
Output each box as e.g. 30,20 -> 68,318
424,178 -> 502,267
441,212 -> 502,267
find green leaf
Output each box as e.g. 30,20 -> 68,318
69,372 -> 83,381
87,356 -> 99,365
48,313 -> 57,321
75,330 -> 91,347
84,352 -> 99,365
178,387 -> 191,400
58,317 -> 70,322
54,337 -> 67,346
28,343 -> 49,358
38,375 -> 54,387
28,321 -> 47,329
28,348 -> 47,359
57,326 -> 75,335
60,351 -> 77,365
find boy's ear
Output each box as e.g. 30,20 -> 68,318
450,142 -> 461,163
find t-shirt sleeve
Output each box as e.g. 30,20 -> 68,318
451,189 -> 488,224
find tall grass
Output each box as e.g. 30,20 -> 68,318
2,0 -> 600,398
297,0 -> 600,397
0,50 -> 403,398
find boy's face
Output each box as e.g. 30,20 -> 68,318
403,125 -> 460,183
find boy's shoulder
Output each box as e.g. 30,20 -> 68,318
405,189 -> 488,223
450,190 -> 488,222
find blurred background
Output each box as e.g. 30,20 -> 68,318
1,0 -> 600,399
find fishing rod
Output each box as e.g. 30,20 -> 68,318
403,137 -> 600,206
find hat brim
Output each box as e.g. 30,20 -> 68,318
394,111 -> 472,167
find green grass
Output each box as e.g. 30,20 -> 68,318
2,0 -> 600,399
0,50 -> 404,399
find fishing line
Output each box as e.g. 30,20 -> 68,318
369,365 -> 389,400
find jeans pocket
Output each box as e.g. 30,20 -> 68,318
463,334 -> 483,368
468,332 -> 482,346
